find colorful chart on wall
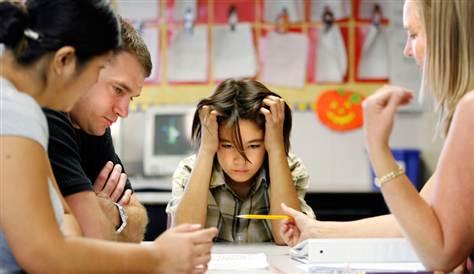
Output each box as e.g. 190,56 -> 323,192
315,89 -> 364,132
212,23 -> 257,81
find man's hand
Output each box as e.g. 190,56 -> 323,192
93,161 -> 132,205
95,192 -> 120,230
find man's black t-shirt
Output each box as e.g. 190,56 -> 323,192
43,108 -> 132,197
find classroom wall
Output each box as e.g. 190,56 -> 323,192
291,110 -> 443,192
110,0 -> 445,193
114,108 -> 443,193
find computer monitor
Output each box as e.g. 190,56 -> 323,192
143,105 -> 195,176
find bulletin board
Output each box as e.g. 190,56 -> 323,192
113,0 -> 420,120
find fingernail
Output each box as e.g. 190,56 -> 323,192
191,224 -> 202,229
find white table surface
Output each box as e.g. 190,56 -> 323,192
208,243 -> 304,274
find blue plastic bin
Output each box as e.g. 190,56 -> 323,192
371,149 -> 421,191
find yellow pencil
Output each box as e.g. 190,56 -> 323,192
236,214 -> 289,220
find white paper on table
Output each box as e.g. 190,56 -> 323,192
298,262 -> 426,273
311,0 -> 352,21
358,25 -> 389,79
208,253 -> 269,271
167,26 -> 208,82
173,0 -> 197,21
140,26 -> 160,81
212,23 -> 256,80
261,32 -> 308,88
315,26 -> 347,83
264,0 -> 304,23
358,0 -> 389,20
116,0 -> 159,21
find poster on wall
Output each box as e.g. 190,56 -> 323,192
167,0 -> 208,23
212,23 -> 257,81
311,23 -> 348,83
116,0 -> 160,21
357,24 -> 389,80
213,0 -> 256,24
140,25 -> 161,83
310,0 -> 352,21
260,30 -> 308,88
167,26 -> 208,83
263,0 -> 305,23
357,0 -> 389,21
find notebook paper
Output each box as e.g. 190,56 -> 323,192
208,253 -> 269,271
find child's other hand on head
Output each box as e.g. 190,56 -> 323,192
260,96 -> 286,154
198,105 -> 220,155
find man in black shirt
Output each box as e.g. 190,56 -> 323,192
44,18 -> 152,242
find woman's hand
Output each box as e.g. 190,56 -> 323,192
260,96 -> 286,154
198,105 -> 220,155
363,86 -> 413,153
153,224 -> 218,274
280,203 -> 316,247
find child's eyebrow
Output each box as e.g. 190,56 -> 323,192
218,138 -> 263,144
246,139 -> 264,143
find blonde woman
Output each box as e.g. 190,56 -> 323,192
280,0 -> 474,271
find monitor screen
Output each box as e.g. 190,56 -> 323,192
153,114 -> 192,155
143,106 -> 194,176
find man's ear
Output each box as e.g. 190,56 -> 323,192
52,46 -> 77,78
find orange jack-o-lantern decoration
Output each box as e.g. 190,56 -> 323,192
315,89 -> 364,132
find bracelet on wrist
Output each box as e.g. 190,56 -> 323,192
375,166 -> 405,188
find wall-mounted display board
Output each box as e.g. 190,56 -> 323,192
112,0 -> 421,115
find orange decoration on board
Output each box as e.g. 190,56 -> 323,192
315,89 -> 364,132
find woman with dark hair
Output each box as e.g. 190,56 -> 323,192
0,1 -> 216,273
166,79 -> 314,244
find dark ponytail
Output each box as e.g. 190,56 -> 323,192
0,0 -> 120,65
0,2 -> 29,49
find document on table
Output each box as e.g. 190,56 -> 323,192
290,238 -> 420,264
208,253 -> 269,271
298,262 -> 426,273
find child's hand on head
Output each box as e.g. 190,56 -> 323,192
199,105 -> 220,155
260,95 -> 286,154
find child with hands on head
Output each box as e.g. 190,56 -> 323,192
166,79 -> 314,244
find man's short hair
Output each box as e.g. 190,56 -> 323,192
118,17 -> 152,77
